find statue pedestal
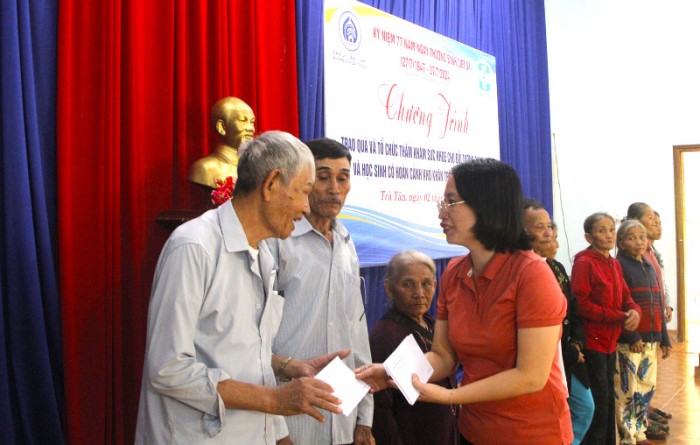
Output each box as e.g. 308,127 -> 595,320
156,209 -> 205,231
155,182 -> 219,231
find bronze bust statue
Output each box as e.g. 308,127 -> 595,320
188,97 -> 256,188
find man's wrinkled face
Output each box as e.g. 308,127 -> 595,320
268,165 -> 315,239
308,157 -> 351,219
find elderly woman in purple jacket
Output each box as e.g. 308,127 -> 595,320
369,250 -> 457,445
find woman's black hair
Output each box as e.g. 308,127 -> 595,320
451,158 -> 531,252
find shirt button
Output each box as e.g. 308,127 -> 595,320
256,303 -> 262,310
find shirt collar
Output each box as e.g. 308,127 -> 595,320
218,201 -> 251,253
457,251 -> 509,281
290,216 -> 314,236
290,215 -> 351,243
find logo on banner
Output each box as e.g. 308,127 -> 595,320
338,10 -> 361,51
476,59 -> 495,93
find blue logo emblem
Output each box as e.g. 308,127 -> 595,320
477,59 -> 494,93
338,10 -> 361,51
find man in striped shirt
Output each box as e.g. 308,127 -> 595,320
266,138 -> 374,445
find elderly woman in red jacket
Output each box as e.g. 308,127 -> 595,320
570,212 -> 641,445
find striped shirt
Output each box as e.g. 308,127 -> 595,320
616,252 -> 671,347
265,216 -> 373,444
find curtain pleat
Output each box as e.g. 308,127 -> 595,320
57,1 -> 299,444
0,0 -> 64,444
295,0 -> 326,140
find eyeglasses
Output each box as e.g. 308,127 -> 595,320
437,200 -> 465,212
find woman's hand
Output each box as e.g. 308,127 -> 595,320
353,424 -> 375,445
629,340 -> 644,353
661,345 -> 671,359
354,364 -> 392,393
624,310 -> 641,331
411,374 -> 450,404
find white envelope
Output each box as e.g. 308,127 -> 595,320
383,334 -> 434,405
315,356 -> 371,415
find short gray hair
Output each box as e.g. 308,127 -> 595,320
385,250 -> 436,285
235,131 -> 315,196
616,219 -> 646,248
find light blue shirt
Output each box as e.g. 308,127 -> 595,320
136,203 -> 287,444
266,216 -> 373,445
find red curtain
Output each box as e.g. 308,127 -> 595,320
57,1 -> 299,443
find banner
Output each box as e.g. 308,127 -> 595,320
324,0 -> 499,266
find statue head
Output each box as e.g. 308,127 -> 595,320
210,97 -> 256,149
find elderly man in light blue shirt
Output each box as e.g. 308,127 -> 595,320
266,138 -> 374,445
136,131 -> 347,445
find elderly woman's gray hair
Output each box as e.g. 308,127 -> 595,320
385,250 -> 436,285
616,219 -> 646,248
235,130 -> 315,196
626,202 -> 652,221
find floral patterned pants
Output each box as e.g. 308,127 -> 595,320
614,342 -> 658,444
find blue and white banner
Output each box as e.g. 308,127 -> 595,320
324,0 -> 499,266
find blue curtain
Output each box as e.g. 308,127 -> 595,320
295,0 -> 553,329
0,1 -> 64,444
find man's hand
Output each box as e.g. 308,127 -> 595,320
354,364 -> 391,393
285,350 -> 351,379
624,310 -> 640,331
271,377 -> 342,422
665,306 -> 673,323
354,424 -> 375,445
277,436 -> 293,445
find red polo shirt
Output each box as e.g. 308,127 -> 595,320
437,250 -> 573,445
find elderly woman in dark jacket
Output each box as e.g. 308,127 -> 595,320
541,223 -> 593,445
369,250 -> 457,445
615,219 -> 671,444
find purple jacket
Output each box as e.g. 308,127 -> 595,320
369,310 -> 457,445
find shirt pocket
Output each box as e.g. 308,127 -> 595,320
263,290 -> 285,342
343,272 -> 362,323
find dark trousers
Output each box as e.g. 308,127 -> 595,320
581,349 -> 616,445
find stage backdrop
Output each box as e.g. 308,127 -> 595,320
0,2 -> 554,444
324,0 -> 499,266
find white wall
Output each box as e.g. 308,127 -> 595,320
545,0 -> 700,330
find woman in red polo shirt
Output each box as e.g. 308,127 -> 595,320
358,158 -> 573,445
